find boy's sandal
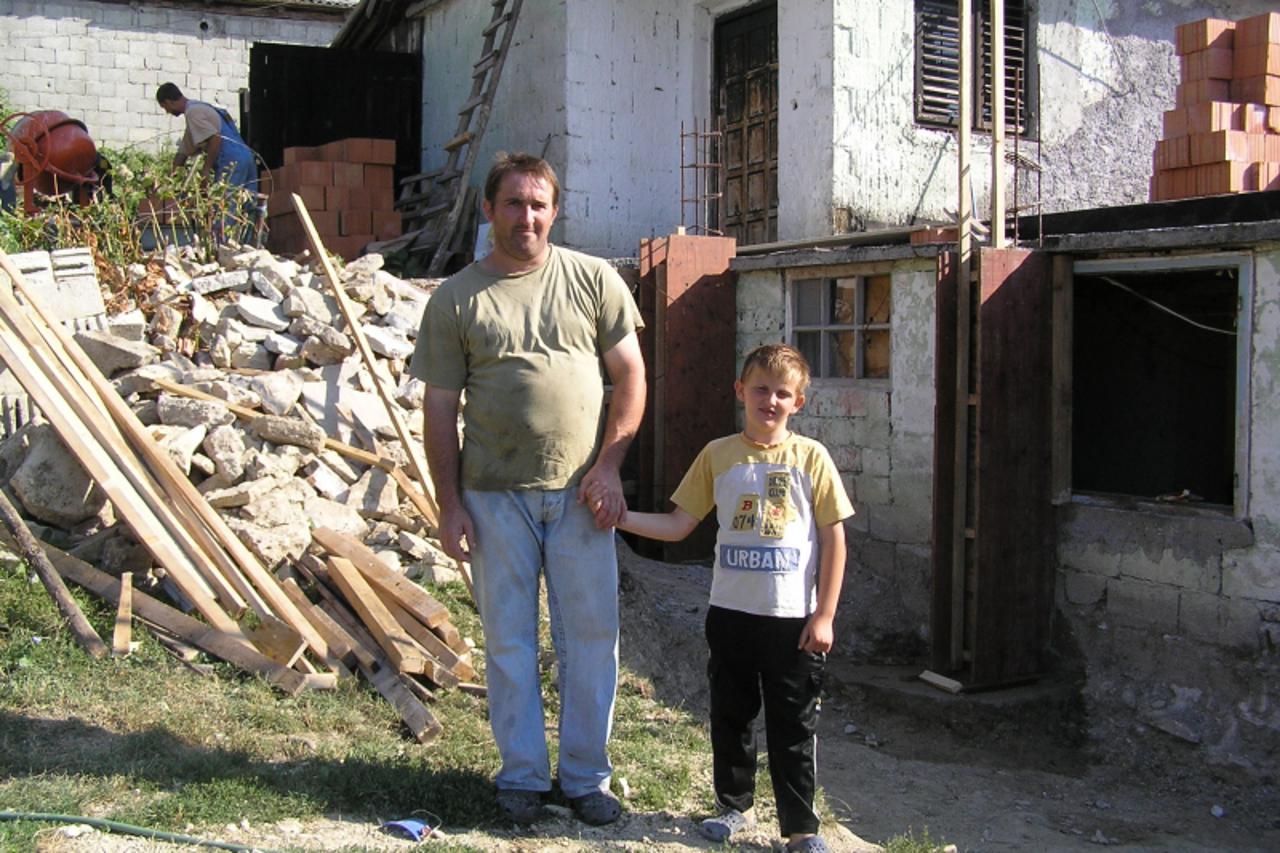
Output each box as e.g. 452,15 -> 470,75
699,808 -> 753,842
785,836 -> 831,853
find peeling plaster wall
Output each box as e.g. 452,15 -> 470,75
778,0 -> 835,240
736,260 -> 937,659
0,0 -> 342,152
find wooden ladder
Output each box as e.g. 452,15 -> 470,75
395,0 -> 523,274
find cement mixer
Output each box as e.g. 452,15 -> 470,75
1,110 -> 103,213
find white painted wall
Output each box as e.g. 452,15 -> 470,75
778,0 -> 835,240
0,0 -> 343,153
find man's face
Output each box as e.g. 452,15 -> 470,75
159,99 -> 184,117
482,171 -> 558,266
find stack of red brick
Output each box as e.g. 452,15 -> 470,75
1152,12 -> 1280,200
266,138 -> 401,260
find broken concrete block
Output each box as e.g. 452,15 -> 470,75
361,324 -> 414,360
243,445 -> 309,481
113,362 -> 185,397
109,308 -> 147,342
193,379 -> 261,410
9,424 -> 108,528
345,466 -> 400,518
188,269 -> 251,295
249,415 -> 326,452
249,269 -> 285,303
250,370 -> 304,416
203,424 -> 246,484
74,329 -> 160,377
417,559 -> 463,587
300,334 -> 351,366
241,479 -> 312,527
148,423 -> 207,475
156,392 -> 235,428
343,253 -> 384,279
382,300 -> 426,337
235,294 -> 291,332
302,458 -> 349,501
282,286 -> 339,325
189,291 -> 220,327
304,495 -> 368,539
263,332 -> 302,357
224,516 -> 310,568
395,376 -> 426,410
319,449 -> 363,484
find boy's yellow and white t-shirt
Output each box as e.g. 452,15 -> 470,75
671,433 -> 855,618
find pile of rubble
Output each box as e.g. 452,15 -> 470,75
0,240 -> 475,742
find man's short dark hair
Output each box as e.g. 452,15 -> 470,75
484,152 -> 560,207
155,82 -> 183,104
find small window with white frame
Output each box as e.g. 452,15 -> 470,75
790,273 -> 892,380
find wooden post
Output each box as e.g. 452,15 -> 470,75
991,0 -> 1007,248
113,572 -> 133,657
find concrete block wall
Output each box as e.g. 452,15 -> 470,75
0,0 -> 343,153
736,260 -> 937,658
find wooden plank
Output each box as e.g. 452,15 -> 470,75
1051,255 -> 1074,504
972,248 -> 1054,686
372,586 -> 469,685
325,556 -> 429,675
291,195 -> 441,530
245,615 -> 308,668
1,257 -> 336,664
432,619 -> 469,656
278,577 -> 356,677
0,282 -> 247,641
930,251 -> 959,675
46,542 -> 306,696
312,527 -> 450,627
0,486 -> 109,659
113,572 -> 133,658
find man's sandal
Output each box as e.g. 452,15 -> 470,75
699,808 -> 754,842
569,790 -> 622,826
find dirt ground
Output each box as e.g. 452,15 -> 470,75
42,543 -> 1280,853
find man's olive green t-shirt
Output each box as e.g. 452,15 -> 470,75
411,245 -> 643,491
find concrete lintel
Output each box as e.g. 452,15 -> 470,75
1043,221 -> 1280,255
731,243 -> 942,272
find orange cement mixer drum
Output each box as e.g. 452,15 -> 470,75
9,110 -> 100,197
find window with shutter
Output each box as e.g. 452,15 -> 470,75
915,0 -> 1029,134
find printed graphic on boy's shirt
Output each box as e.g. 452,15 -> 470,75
731,494 -> 760,532
760,500 -> 787,538
761,470 -> 797,539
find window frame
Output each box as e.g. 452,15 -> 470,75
915,0 -> 1031,135
1060,253 -> 1254,518
784,264 -> 893,385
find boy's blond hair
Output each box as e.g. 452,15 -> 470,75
739,343 -> 811,394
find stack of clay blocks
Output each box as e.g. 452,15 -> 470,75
1152,12 -> 1280,201
266,138 -> 401,260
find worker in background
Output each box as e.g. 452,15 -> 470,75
155,82 -> 258,195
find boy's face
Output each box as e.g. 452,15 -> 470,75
735,365 -> 806,435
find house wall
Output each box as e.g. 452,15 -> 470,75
0,0 -> 343,152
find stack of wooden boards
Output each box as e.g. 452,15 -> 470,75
1152,12 -> 1280,200
0,248 -> 477,744
266,138 -> 402,262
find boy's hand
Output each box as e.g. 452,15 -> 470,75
798,613 -> 835,653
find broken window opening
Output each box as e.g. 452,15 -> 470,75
789,273 -> 892,381
1072,266 -> 1239,507
915,0 -> 1031,135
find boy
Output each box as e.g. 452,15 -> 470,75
614,344 -> 853,853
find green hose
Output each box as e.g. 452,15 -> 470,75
0,811 -> 278,851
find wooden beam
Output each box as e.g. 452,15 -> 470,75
325,556 -> 430,676
0,489 -> 108,659
245,615 -> 308,668
311,527 -> 450,628
0,259 -> 338,664
46,542 -> 307,695
113,572 -> 133,658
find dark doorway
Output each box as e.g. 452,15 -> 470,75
1072,268 -> 1238,506
713,3 -> 778,246
245,42 -> 420,180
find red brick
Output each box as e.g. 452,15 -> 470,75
325,186 -> 350,211
282,145 -> 321,165
1243,103 -> 1270,133
372,210 -> 402,241
1195,160 -> 1248,195
1190,129 -> 1251,164
346,186 -> 372,210
1230,75 -> 1280,105
1175,18 -> 1235,55
1177,78 -> 1231,106
1264,162 -> 1280,190
1235,12 -> 1280,47
305,210 -> 340,235
1248,133 -> 1270,162
327,234 -> 374,262
1268,135 -> 1280,162
339,209 -> 372,236
1234,44 -> 1280,78
368,184 -> 395,211
269,185 -> 325,216
1269,106 -> 1280,132
364,164 -> 394,189
331,162 -> 365,187
369,138 -> 396,165
1155,136 -> 1191,170
1180,47 -> 1234,81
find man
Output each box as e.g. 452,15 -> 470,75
412,153 -> 645,828
155,82 -> 258,194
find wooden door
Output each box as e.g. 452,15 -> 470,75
714,3 -> 778,246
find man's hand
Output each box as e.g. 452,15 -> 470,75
798,613 -> 835,654
578,462 -> 625,529
436,502 -> 476,563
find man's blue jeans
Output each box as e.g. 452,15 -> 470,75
463,487 -> 619,798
